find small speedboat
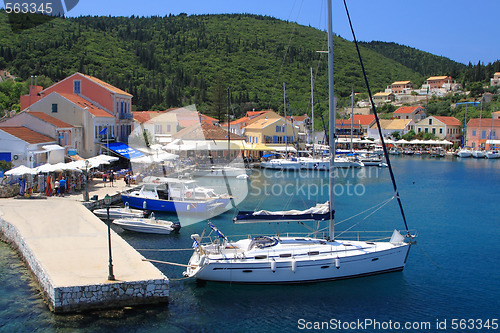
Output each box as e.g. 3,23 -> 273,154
113,213 -> 181,234
93,203 -> 147,220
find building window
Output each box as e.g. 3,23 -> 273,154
429,118 -> 433,125
74,80 -> 81,94
432,128 -> 436,135
276,125 -> 281,133
439,128 -> 443,134
167,124 -> 171,132
418,128 -> 421,133
425,128 -> 428,133
482,130 -> 486,139
472,130 -> 476,137
51,104 -> 58,113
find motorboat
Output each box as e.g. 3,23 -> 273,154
113,213 -> 181,234
471,150 -> 486,158
121,177 -> 231,213
358,153 -> 383,166
456,148 -> 472,158
485,150 -> 500,159
93,203 -> 147,220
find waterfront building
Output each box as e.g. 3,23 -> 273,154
466,118 -> 500,149
0,111 -> 75,166
19,72 -> 134,158
367,119 -> 414,139
415,116 -> 461,141
0,126 -> 60,167
222,110 -> 272,136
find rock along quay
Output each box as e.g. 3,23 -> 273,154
0,182 -> 169,313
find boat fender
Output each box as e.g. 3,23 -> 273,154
143,201 -> 147,209
199,255 -> 206,266
291,258 -> 296,273
186,191 -> 193,198
335,257 -> 340,269
270,259 -> 276,272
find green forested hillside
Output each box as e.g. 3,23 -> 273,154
0,11 -> 482,120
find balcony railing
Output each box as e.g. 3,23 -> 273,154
119,113 -> 133,120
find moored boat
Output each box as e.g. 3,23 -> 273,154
93,203 -> 147,220
113,213 -> 180,234
121,177 -> 230,214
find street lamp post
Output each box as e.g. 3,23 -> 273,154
83,159 -> 89,201
104,194 -> 115,281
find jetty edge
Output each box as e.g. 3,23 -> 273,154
0,197 -> 169,313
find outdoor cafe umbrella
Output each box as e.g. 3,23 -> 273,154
5,165 -> 38,176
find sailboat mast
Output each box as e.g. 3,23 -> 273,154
350,87 -> 354,152
284,82 -> 288,158
311,67 -> 315,158
327,0 -> 336,241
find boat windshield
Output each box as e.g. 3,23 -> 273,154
249,236 -> 279,250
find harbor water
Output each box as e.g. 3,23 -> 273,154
1,157 -> 499,332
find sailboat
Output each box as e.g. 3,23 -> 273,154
183,0 -> 415,283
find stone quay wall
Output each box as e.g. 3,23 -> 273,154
0,214 -> 169,313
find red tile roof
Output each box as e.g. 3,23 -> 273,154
80,73 -> 132,97
467,118 -> 500,128
394,106 -> 424,114
28,112 -> 73,128
58,93 -> 113,118
433,116 -> 461,126
0,126 -> 55,144
132,111 -> 164,123
246,111 -> 270,118
352,114 -> 376,126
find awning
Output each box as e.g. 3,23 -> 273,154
105,142 -> 144,159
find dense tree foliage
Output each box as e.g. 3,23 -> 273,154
0,11 -> 498,123
0,11 -> 424,118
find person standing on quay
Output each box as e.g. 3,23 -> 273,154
109,170 -> 115,187
59,177 -> 67,197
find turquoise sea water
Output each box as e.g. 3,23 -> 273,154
1,157 -> 500,332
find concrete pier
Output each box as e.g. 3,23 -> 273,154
0,179 -> 169,313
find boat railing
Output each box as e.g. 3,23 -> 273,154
199,229 -> 416,255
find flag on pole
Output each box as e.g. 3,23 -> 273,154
99,127 -> 108,135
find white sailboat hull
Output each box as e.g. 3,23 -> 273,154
185,237 -> 410,284
472,151 -> 485,158
485,151 -> 500,159
457,149 -> 472,158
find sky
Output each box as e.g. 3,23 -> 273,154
4,0 -> 500,65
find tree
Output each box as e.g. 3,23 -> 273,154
208,74 -> 226,121
391,131 -> 401,140
468,82 -> 484,99
402,129 -> 416,141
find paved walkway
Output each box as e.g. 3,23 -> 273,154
0,178 -> 168,311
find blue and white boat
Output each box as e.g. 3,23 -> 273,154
121,177 -> 231,214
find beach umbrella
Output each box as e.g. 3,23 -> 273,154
35,163 -> 54,173
5,165 -> 38,176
